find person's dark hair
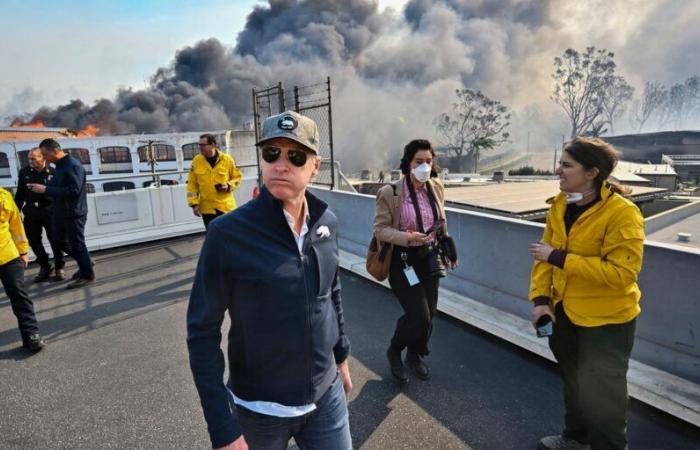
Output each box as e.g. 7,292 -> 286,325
399,139 -> 440,177
199,134 -> 217,146
38,138 -> 61,152
564,137 -> 631,197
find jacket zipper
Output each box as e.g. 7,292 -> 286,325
300,250 -> 312,404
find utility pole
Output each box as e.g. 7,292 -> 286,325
139,139 -> 165,187
553,147 -> 558,174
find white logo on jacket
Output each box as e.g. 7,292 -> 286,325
316,225 -> 331,238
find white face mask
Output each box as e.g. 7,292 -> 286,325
565,189 -> 596,204
411,162 -> 431,183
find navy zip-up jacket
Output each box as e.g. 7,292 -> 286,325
45,154 -> 88,219
187,186 -> 350,448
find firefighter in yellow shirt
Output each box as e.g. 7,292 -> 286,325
529,138 -> 645,450
186,134 -> 242,229
0,188 -> 45,352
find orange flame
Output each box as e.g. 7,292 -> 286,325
10,118 -> 45,128
76,124 -> 100,137
8,118 -> 100,136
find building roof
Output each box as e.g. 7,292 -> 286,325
662,154 -> 700,166
0,127 -> 75,142
647,210 -> 700,250
610,172 -> 652,184
614,161 -> 677,177
0,127 -> 71,132
444,179 -> 667,217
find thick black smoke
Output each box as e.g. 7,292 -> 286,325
8,0 -> 700,171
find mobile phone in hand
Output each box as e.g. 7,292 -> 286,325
535,315 -> 553,338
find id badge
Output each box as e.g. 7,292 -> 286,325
403,266 -> 420,286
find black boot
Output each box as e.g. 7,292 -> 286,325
34,265 -> 53,283
406,351 -> 430,380
386,345 -> 409,384
23,333 -> 46,352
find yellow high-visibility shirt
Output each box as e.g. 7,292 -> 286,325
186,150 -> 242,215
0,188 -> 29,265
529,184 -> 645,327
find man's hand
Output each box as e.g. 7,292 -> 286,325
216,183 -> 231,193
192,205 -> 201,217
19,254 -> 29,268
26,183 -> 47,194
529,240 -> 554,262
337,360 -> 353,396
215,435 -> 248,450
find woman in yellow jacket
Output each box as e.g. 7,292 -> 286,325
529,137 -> 645,450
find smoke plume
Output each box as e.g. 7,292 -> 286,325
7,0 -> 700,171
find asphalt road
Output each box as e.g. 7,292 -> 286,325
1,236 -> 698,449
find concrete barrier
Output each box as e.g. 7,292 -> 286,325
311,187 -> 700,386
645,198 -> 700,234
77,179 -> 256,251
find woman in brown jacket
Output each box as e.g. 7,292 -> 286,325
373,139 -> 456,383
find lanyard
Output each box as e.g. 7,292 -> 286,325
405,177 -> 439,233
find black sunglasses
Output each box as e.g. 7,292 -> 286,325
261,146 -> 313,167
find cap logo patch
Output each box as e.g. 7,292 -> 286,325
278,116 -> 297,131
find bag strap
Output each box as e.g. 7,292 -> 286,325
425,180 -> 440,221
406,177 -> 438,233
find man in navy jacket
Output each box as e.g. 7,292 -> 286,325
187,111 -> 352,450
29,139 -> 95,289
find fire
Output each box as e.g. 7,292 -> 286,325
8,117 -> 100,136
10,118 -> 45,128
76,124 -> 100,137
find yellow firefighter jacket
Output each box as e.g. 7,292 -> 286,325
0,188 -> 29,266
529,183 -> 645,327
186,150 -> 242,215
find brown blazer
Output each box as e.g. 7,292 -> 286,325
373,176 -> 448,247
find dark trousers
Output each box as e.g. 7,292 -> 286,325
202,209 -> 225,230
549,303 -> 636,450
53,215 -> 94,279
0,258 -> 39,341
232,374 -> 352,450
23,208 -> 64,269
387,246 -> 440,356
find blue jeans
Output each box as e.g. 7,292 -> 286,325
234,374 -> 352,450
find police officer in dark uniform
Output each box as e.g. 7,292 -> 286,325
14,148 -> 65,282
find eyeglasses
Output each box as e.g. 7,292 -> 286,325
198,143 -> 211,148
261,146 -> 313,167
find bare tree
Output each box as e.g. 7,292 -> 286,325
600,76 -> 634,135
434,88 -> 510,172
653,76 -> 700,130
667,83 -> 687,130
552,47 -> 616,138
683,76 -> 700,125
633,82 -> 667,132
